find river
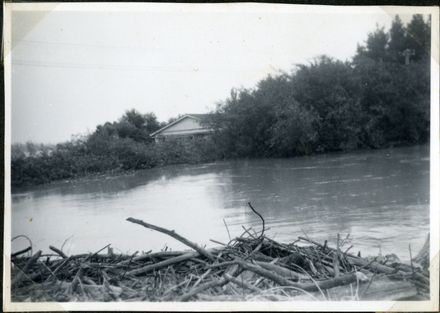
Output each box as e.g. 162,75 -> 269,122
11,145 -> 429,261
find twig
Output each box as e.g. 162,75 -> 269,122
44,256 -> 72,283
334,233 -> 340,278
192,269 -> 212,289
50,245 -> 68,259
344,245 -> 353,255
247,202 -> 265,239
209,239 -> 227,246
38,260 -> 57,281
224,273 -> 261,292
60,235 -> 74,252
240,226 -> 256,239
85,244 -> 111,261
359,271 -> 379,299
409,244 -> 415,276
179,278 -> 227,301
245,240 -> 264,260
162,277 -> 192,299
223,218 -> 232,241
12,235 -> 33,255
11,246 -> 32,258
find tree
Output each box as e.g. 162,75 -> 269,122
116,109 -> 161,143
405,14 -> 431,62
388,15 -> 407,63
289,56 -> 363,151
269,100 -> 319,156
355,26 -> 389,63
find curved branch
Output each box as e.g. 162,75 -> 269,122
247,202 -> 265,239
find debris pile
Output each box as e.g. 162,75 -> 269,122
11,214 -> 429,302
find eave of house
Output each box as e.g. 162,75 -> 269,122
150,114 -> 210,137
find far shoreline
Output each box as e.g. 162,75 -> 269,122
11,143 -> 429,194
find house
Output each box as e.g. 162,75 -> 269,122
150,114 -> 213,142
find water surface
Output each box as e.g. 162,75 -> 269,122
12,145 -> 429,260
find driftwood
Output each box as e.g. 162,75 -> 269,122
298,236 -> 398,275
10,215 -> 430,302
303,272 -> 365,292
224,273 -> 261,292
236,260 -> 289,284
126,217 -> 215,261
11,246 -> 32,258
179,278 -> 226,301
49,246 -> 68,259
255,261 -> 308,281
333,233 -> 341,277
346,256 -> 396,274
12,250 -> 42,285
127,251 -> 200,276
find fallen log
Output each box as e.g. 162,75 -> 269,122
127,217 -> 215,261
346,256 -> 395,274
303,272 -> 368,291
116,251 -> 187,266
236,259 -> 367,292
255,261 -> 308,281
235,259 -> 302,287
127,251 -> 199,276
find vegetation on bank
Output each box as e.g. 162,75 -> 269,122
11,15 -> 431,188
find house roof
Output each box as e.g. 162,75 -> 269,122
150,113 -> 212,137
187,113 -> 211,121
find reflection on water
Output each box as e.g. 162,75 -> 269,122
12,145 -> 429,260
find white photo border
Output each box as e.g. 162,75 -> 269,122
3,2 -> 439,311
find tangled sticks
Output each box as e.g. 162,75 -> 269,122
10,204 -> 429,302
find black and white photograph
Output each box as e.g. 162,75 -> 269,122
3,2 -> 439,311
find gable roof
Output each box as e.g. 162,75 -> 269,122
150,113 -> 212,137
187,113 -> 211,121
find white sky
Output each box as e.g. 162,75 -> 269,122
9,4 -> 416,144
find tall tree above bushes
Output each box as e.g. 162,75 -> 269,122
115,109 -> 161,143
388,15 -> 407,63
289,56 -> 363,152
210,14 -> 431,157
356,27 -> 389,63
405,14 -> 431,63
352,14 -> 430,147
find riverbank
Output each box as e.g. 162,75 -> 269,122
12,142 -> 428,193
11,217 -> 429,302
